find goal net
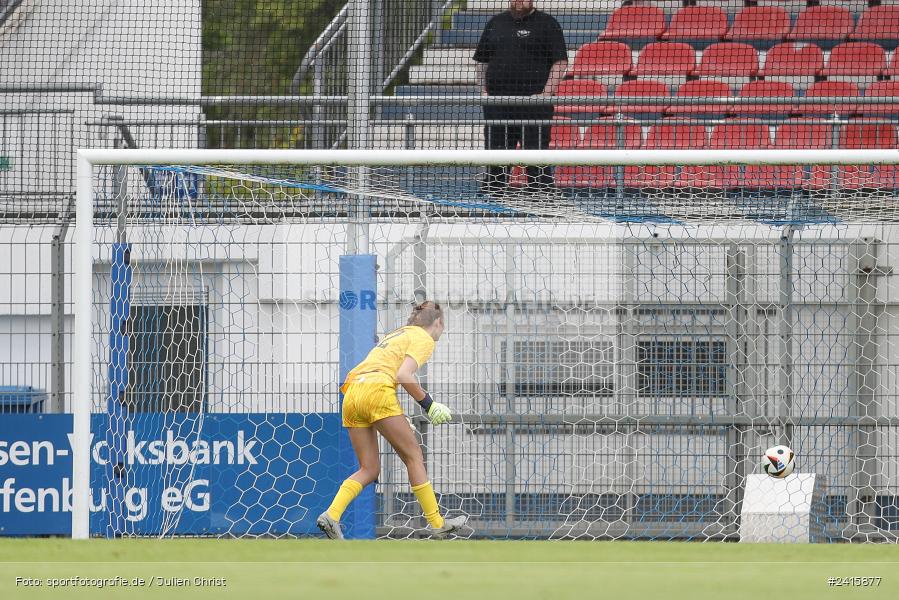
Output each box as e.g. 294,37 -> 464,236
73,149 -> 899,541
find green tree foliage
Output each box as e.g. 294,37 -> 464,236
202,0 -> 344,148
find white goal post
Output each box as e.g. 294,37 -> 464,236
73,148 -> 899,541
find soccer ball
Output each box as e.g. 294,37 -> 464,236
763,445 -> 795,478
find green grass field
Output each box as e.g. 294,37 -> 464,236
1,539 -> 898,599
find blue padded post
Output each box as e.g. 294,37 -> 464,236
105,242 -> 132,537
338,254 -> 378,539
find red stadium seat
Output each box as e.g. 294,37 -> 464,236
841,121 -> 898,148
570,41 -> 633,78
691,42 -> 759,79
600,5 -> 666,40
551,123 -> 581,187
625,120 -> 708,188
667,79 -> 732,116
709,121 -> 772,187
558,119 -> 642,188
821,42 -> 887,81
630,42 -> 696,79
581,119 -> 643,150
662,6 -> 728,42
613,79 -> 670,115
837,121 -> 899,188
710,120 -> 771,149
883,50 -> 899,77
802,80 -> 861,116
860,80 -> 899,116
554,79 -> 609,114
736,80 -> 795,116
644,121 -> 709,150
776,120 -> 833,150
775,120 -> 835,188
759,43 -> 824,83
851,6 -> 899,43
726,6 -> 792,44
788,6 -> 854,44
549,120 -> 581,150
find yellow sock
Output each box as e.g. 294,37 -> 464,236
411,481 -> 445,529
326,478 -> 364,522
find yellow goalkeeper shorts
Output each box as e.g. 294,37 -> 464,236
342,374 -> 404,428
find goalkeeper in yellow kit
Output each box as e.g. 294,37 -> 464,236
317,301 -> 468,539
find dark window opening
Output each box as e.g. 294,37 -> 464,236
636,339 -> 726,397
125,304 -> 208,412
500,340 -> 614,397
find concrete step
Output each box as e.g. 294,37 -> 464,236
409,64 -> 478,85
451,12 -> 609,31
371,124 -> 483,149
379,100 -> 483,120
386,85 -> 481,115
407,66 -> 631,87
466,0 -> 625,12
411,48 -> 576,84
420,47 -> 575,66
395,84 -> 481,96
437,28 -> 599,49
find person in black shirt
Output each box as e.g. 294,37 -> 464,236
473,0 -> 568,195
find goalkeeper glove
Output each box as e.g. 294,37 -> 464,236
417,393 -> 453,425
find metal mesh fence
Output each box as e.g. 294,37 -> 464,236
4,0 -> 899,540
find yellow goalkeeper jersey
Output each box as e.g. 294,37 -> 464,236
341,325 -> 436,392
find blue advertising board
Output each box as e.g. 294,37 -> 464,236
0,413 -> 340,536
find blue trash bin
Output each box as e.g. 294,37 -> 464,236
0,386 -> 47,413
